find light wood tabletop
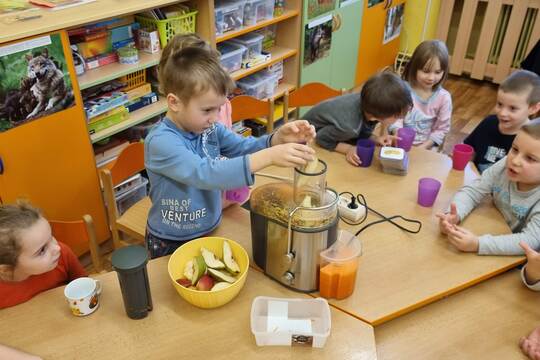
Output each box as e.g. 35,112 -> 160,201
233,146 -> 525,325
0,256 -> 377,360
375,269 -> 539,359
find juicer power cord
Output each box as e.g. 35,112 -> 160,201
339,191 -> 422,236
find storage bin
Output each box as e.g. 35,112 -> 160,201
250,296 -> 331,347
135,10 -> 198,47
118,70 -> 146,91
255,24 -> 277,50
228,32 -> 264,61
217,42 -> 247,73
252,70 -> 278,96
115,176 -> 149,215
215,0 -> 246,35
236,71 -> 278,99
243,0 -> 275,26
267,60 -> 283,81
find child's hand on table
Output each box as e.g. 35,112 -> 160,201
520,241 -> 540,285
436,203 -> 460,234
445,224 -> 479,252
520,326 -> 540,360
271,120 -> 316,145
374,133 -> 399,147
346,145 -> 361,167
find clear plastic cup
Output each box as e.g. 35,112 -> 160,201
319,230 -> 362,300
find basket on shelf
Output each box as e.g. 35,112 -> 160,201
118,70 -> 146,91
135,10 -> 198,48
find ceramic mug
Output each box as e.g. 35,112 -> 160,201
64,277 -> 102,316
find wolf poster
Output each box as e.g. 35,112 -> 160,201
0,34 -> 74,132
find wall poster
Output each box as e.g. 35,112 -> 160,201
303,15 -> 333,67
383,3 -> 405,44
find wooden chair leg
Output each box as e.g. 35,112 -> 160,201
83,215 -> 103,273
111,227 -> 123,250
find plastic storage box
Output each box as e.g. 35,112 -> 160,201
115,175 -> 149,215
228,32 -> 264,61
217,42 -> 247,73
250,296 -> 331,347
215,0 -> 246,35
242,0 -> 275,26
236,71 -> 278,99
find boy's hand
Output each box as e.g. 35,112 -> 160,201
272,120 -> 316,146
346,146 -> 361,167
520,326 -> 540,360
445,224 -> 479,252
520,241 -> 540,284
436,203 -> 460,234
375,133 -> 399,146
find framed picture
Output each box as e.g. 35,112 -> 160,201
307,0 -> 336,21
304,16 -> 333,67
367,0 -> 384,8
383,3 -> 405,44
0,33 -> 75,132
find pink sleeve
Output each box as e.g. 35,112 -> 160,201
217,98 -> 233,129
429,91 -> 452,145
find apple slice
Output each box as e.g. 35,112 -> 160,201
223,241 -> 240,274
201,247 -> 225,269
196,274 -> 214,291
176,278 -> 192,288
211,282 -> 231,291
191,255 -> 207,286
208,268 -> 237,283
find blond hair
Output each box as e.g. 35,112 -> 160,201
158,34 -> 234,102
500,70 -> 540,105
522,117 -> 540,139
402,40 -> 449,90
0,201 -> 42,267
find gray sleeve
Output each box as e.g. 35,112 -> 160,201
478,211 -> 540,255
521,266 -> 540,291
315,125 -> 343,150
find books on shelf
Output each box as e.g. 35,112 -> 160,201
85,92 -> 129,120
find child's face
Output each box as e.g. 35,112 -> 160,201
416,57 -> 444,91
169,89 -> 226,134
15,217 -> 61,279
495,89 -> 536,134
506,131 -> 540,191
364,112 -> 401,127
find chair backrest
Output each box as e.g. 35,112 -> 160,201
283,82 -> 344,122
230,95 -> 275,133
50,214 -> 102,272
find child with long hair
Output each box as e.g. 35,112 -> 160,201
391,40 -> 452,150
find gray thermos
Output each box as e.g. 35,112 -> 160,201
111,245 -> 153,319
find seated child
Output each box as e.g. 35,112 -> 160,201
303,71 -> 412,166
437,119 -> 540,255
145,46 -> 316,259
519,241 -> 540,359
464,70 -> 540,173
390,40 -> 452,150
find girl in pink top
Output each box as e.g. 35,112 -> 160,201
391,40 -> 452,150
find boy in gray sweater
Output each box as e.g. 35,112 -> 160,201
303,71 -> 413,166
437,119 -> 540,255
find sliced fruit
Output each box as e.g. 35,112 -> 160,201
201,247 -> 225,269
191,255 -> 207,286
207,268 -> 237,283
183,259 -> 194,281
223,241 -> 240,273
196,274 -> 214,291
304,154 -> 318,173
211,282 -> 231,291
176,278 -> 192,288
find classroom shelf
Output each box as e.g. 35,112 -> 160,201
78,51 -> 161,90
215,10 -> 299,43
271,82 -> 295,100
90,98 -> 167,143
231,47 -> 296,81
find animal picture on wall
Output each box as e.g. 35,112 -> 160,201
383,3 -> 405,45
0,33 -> 74,132
303,17 -> 333,67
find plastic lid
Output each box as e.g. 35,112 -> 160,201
320,230 -> 361,263
380,146 -> 404,160
111,245 -> 149,272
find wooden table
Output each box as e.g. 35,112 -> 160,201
227,147 -> 524,325
0,257 -> 376,359
376,269 -> 540,359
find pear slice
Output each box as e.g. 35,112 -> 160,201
183,259 -> 194,281
201,247 -> 226,269
223,241 -> 240,274
304,155 -> 319,173
211,282 -> 231,291
191,255 -> 207,286
207,268 -> 237,283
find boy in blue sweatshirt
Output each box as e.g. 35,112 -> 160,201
144,46 -> 315,258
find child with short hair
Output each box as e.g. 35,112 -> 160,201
391,40 -> 452,150
145,45 -> 316,259
303,71 -> 412,166
464,70 -> 540,173
0,201 -> 87,308
437,119 -> 540,255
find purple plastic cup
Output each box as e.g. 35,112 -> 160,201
417,177 -> 442,207
396,127 -> 416,152
452,144 -> 474,171
225,186 -> 250,203
356,138 -> 376,167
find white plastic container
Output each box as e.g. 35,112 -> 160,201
267,60 -> 283,81
228,32 -> 264,61
215,0 -> 246,35
218,42 -> 247,73
115,176 -> 148,215
236,71 -> 278,99
250,296 -> 331,348
243,0 -> 275,26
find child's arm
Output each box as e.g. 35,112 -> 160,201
428,92 -> 452,146
520,241 -> 540,290
0,344 -> 41,360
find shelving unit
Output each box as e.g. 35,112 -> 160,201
230,46 -> 297,80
